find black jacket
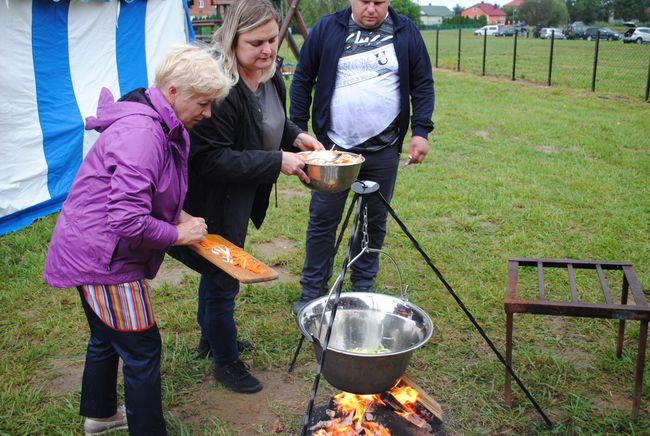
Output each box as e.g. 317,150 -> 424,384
169,71 -> 302,277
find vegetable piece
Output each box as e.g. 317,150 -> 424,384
198,240 -> 267,274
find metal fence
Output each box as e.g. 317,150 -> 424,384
423,28 -> 650,101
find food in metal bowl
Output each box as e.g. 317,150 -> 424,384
299,150 -> 364,165
298,150 -> 364,193
297,292 -> 433,394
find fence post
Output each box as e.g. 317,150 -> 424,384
547,30 -> 555,86
645,61 -> 650,101
512,31 -> 518,81
457,27 -> 462,72
435,28 -> 439,69
482,28 -> 487,76
591,32 -> 601,92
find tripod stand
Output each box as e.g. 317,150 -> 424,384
290,180 -> 553,435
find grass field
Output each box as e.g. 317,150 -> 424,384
1,70 -> 649,434
281,29 -> 650,99
425,29 -> 650,99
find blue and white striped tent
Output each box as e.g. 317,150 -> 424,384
0,0 -> 196,236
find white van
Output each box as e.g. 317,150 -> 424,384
474,25 -> 500,36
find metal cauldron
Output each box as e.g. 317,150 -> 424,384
297,292 -> 433,394
298,151 -> 364,193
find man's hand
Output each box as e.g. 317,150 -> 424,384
281,151 -> 310,184
174,215 -> 207,246
407,135 -> 429,164
293,132 -> 324,151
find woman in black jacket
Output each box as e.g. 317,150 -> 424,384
171,0 -> 322,393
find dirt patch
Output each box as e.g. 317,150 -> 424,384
47,357 -> 85,397
538,318 -> 597,371
254,266 -> 300,287
479,220 -> 498,231
536,145 -> 557,154
253,238 -> 298,261
434,216 -> 454,226
250,238 -> 301,286
151,257 -> 198,288
171,363 -> 336,434
47,357 -> 124,398
474,130 -> 490,140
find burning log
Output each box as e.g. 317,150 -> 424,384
308,375 -> 443,435
379,392 -> 432,433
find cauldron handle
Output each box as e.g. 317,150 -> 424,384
315,248 -> 409,338
365,248 -> 409,301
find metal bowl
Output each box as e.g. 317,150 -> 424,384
298,151 -> 364,193
297,292 -> 433,394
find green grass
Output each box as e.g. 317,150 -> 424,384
1,71 -> 649,434
426,28 -> 650,99
281,29 -> 650,99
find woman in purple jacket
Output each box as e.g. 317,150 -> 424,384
43,45 -> 231,436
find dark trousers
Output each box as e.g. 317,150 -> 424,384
299,144 -> 400,298
197,272 -> 240,366
77,289 -> 166,436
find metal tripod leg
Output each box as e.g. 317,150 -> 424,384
288,193 -> 360,373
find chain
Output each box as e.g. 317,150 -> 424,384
361,204 -> 369,251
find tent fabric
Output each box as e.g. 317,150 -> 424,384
0,0 -> 195,236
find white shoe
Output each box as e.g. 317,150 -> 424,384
84,405 -> 128,435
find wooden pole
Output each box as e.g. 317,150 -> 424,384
279,0 -> 300,49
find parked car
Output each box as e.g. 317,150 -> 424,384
566,21 -> 586,39
539,28 -> 565,39
622,27 -> 650,44
583,27 -> 621,41
495,27 -> 516,37
474,25 -> 501,36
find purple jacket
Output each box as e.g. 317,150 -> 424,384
44,87 -> 189,288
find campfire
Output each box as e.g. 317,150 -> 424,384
309,376 -> 443,435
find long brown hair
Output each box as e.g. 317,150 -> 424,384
211,0 -> 280,83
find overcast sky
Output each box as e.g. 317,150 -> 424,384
416,0 -> 489,12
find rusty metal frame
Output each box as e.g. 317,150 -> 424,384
504,258 -> 649,418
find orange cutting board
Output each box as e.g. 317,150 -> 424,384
190,234 -> 279,284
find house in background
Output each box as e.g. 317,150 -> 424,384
502,0 -> 524,10
187,0 -> 233,20
420,4 -> 454,25
461,2 -> 507,24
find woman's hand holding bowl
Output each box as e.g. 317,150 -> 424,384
281,151 -> 310,184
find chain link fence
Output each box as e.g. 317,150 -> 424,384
422,28 -> 650,101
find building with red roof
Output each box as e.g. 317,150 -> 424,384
503,0 -> 525,9
461,2 -> 507,24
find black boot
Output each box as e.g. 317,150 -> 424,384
213,360 -> 263,393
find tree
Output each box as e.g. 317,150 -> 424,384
296,0 -> 421,28
502,6 -> 516,23
518,0 -> 569,26
298,0 -> 349,28
613,0 -> 644,19
570,0 -> 605,22
453,3 -> 464,15
391,0 -> 422,24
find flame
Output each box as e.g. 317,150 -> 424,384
311,381 -> 424,435
390,385 -> 418,407
332,392 -> 375,426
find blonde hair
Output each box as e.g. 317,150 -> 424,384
211,0 -> 280,84
154,44 -> 232,101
